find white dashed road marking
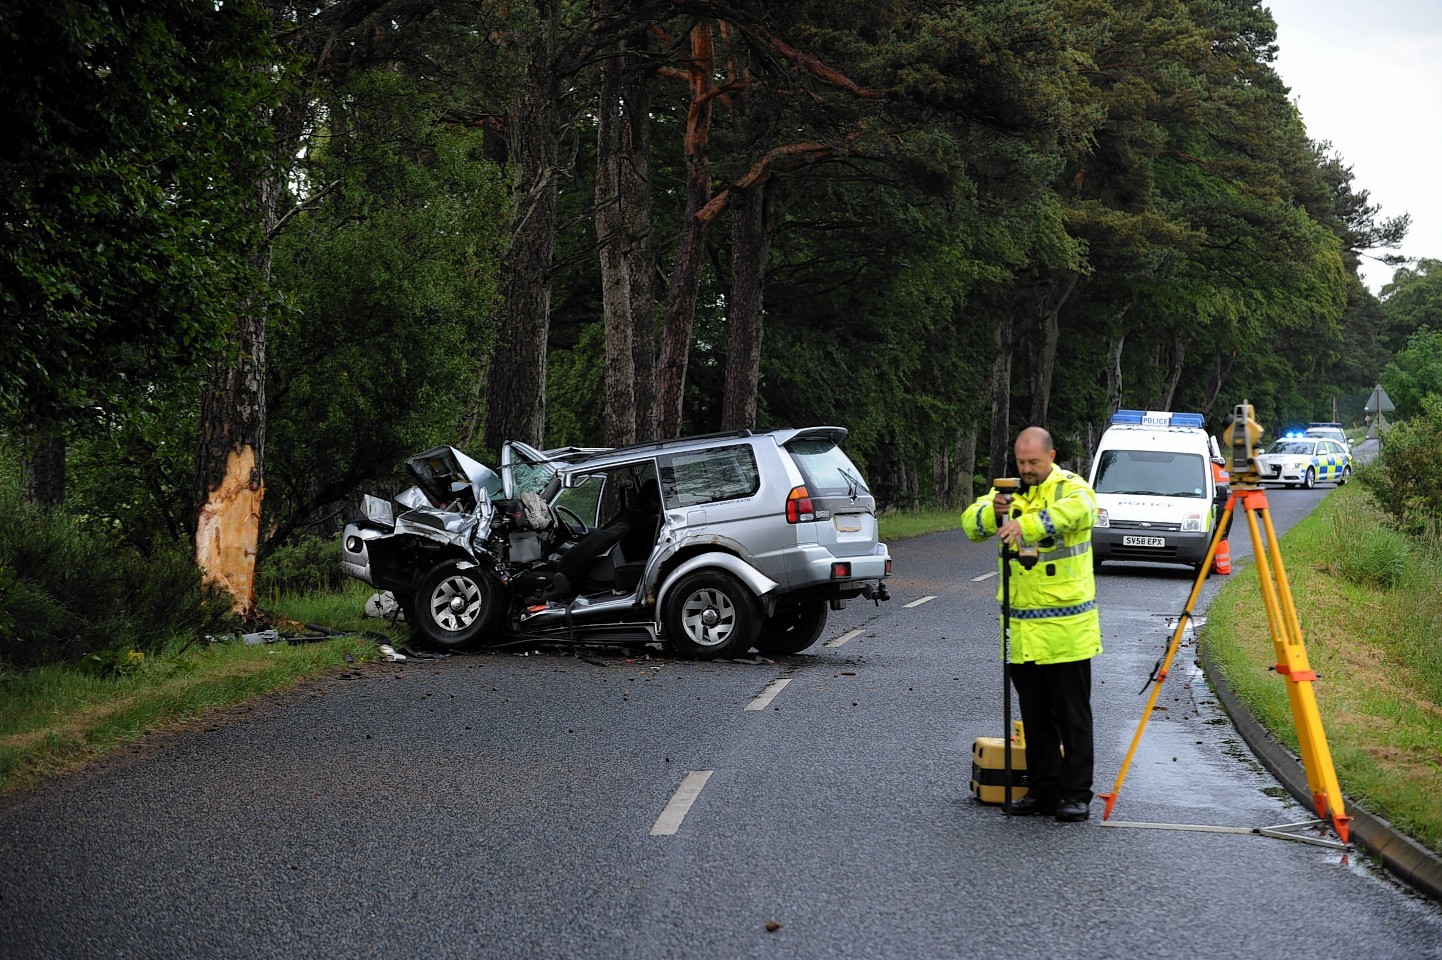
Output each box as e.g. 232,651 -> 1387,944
904,595 -> 937,608
972,571 -> 998,582
650,770 -> 713,836
745,678 -> 792,711
826,628 -> 864,648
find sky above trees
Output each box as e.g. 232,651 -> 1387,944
1264,0 -> 1442,294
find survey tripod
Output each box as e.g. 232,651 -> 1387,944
1097,402 -> 1351,849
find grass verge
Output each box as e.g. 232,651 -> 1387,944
0,582 -> 401,798
879,506 -> 965,541
1202,482 -> 1442,854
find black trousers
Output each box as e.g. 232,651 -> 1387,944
1010,658 -> 1094,803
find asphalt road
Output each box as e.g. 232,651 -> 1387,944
4,456 -> 1440,960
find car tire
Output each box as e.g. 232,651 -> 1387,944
662,570 -> 760,660
754,601 -> 828,656
1339,465 -> 1351,485
412,562 -> 505,649
1302,467 -> 1316,490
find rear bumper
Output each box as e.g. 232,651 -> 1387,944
790,542 -> 890,587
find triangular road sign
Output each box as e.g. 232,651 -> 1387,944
1365,384 -> 1395,414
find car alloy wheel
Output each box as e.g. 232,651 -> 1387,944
414,562 -> 504,649
663,570 -> 760,660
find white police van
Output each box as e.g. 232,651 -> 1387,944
1088,410 -> 1227,574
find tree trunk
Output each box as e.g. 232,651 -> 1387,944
721,181 -> 773,430
1156,335 -> 1190,411
484,2 -> 560,453
1201,350 -> 1236,415
932,432 -> 975,509
953,430 -> 976,507
1105,334 -> 1125,415
622,35 -> 657,444
594,2 -> 635,446
655,23 -> 716,439
194,174 -> 277,621
986,314 -> 1015,480
1027,270 -> 1079,427
19,424 -> 65,512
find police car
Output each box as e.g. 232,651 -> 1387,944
1303,421 -> 1352,455
1255,434 -> 1353,489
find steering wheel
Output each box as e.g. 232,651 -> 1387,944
552,505 -> 589,539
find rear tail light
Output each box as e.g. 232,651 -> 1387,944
831,562 -> 851,579
885,558 -> 892,576
786,485 -> 814,523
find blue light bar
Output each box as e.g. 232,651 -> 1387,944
1110,410 -> 1206,429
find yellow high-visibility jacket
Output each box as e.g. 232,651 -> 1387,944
961,464 -> 1102,665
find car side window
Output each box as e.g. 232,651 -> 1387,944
555,475 -> 605,526
660,445 -> 760,507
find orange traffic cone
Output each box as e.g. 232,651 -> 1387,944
1212,539 -> 1231,575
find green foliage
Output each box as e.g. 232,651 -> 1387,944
61,379 -> 203,551
265,67 -> 510,550
255,536 -> 347,600
0,0 -> 279,433
1381,321 -> 1442,420
0,478 -> 237,670
0,562 -> 16,643
1332,514 -> 1414,591
1379,258 -> 1442,345
1358,395 -> 1442,539
0,0 -> 1415,539
547,322 -> 609,448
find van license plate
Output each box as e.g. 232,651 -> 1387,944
834,515 -> 862,533
1122,535 -> 1165,548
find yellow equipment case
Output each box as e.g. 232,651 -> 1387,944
970,724 -> 1029,804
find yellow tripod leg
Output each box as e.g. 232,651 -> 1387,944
1099,499 -> 1231,821
1246,495 -> 1350,843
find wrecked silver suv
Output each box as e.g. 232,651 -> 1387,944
340,427 -> 891,660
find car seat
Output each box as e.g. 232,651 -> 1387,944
612,479 -> 662,592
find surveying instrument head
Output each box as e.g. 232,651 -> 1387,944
1222,401 -> 1264,488
993,477 -> 1026,494
992,478 -> 1038,569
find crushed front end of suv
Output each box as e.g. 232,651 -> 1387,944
340,428 -> 892,660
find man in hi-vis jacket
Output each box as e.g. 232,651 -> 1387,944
962,426 -> 1101,822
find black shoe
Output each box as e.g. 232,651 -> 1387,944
1055,800 -> 1090,822
1003,795 -> 1058,816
